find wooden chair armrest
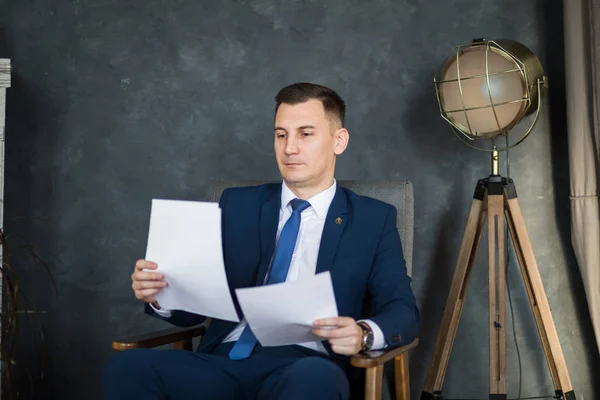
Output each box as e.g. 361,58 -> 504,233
350,338 -> 419,368
112,325 -> 206,351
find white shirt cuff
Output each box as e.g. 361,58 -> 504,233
358,319 -> 387,350
150,303 -> 172,318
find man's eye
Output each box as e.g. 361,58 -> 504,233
301,132 -> 313,136
277,134 -> 286,139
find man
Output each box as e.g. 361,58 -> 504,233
103,83 -> 419,400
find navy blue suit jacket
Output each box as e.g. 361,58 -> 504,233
145,183 -> 419,362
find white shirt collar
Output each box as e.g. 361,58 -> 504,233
281,179 -> 337,218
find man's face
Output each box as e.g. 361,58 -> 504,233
274,99 -> 348,190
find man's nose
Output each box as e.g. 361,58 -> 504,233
285,137 -> 299,155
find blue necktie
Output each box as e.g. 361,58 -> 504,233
228,198 -> 311,360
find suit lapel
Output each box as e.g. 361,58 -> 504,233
316,185 -> 349,274
255,184 -> 282,286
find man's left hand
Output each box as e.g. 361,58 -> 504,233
312,317 -> 364,355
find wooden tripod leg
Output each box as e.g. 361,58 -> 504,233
422,187 -> 487,397
505,194 -> 576,399
487,192 -> 506,398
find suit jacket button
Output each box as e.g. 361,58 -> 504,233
392,334 -> 401,343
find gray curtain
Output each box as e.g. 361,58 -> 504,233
564,0 -> 600,353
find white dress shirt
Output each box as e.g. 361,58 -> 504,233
152,179 -> 386,353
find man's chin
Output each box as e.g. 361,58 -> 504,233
282,175 -> 310,187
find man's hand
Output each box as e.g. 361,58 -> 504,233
312,317 -> 364,356
131,259 -> 167,306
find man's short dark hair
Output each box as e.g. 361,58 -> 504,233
275,83 -> 346,127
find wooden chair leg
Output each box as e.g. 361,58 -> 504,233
365,365 -> 383,400
173,339 -> 193,351
394,353 -> 410,400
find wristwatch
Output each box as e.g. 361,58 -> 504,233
358,322 -> 374,352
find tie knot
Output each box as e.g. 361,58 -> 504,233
290,199 -> 311,213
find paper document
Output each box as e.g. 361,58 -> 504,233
235,271 -> 338,346
145,199 -> 239,322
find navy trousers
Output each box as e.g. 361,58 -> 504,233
102,342 -> 350,400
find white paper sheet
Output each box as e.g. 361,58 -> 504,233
144,199 -> 239,322
235,271 -> 338,346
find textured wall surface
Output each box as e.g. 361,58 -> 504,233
0,0 -> 598,398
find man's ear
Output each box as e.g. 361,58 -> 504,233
334,128 -> 349,155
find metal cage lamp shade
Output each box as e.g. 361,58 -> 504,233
434,38 -> 547,152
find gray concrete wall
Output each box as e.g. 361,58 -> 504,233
0,0 -> 597,398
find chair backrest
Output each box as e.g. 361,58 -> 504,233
205,180 -> 414,276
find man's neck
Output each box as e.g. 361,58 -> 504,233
285,178 -> 335,200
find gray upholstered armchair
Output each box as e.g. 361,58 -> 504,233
113,181 -> 418,400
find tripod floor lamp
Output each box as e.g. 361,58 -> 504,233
420,39 -> 576,400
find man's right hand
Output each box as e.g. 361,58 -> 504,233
131,259 -> 168,307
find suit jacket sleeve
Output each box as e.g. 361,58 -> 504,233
366,205 -> 420,347
144,188 -> 232,327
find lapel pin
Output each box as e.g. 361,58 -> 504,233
335,217 -> 342,225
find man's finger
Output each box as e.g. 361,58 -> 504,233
313,317 -> 353,327
133,271 -> 164,281
137,295 -> 157,304
135,260 -> 158,271
330,344 -> 358,356
328,336 -> 360,347
136,288 -> 162,298
312,325 -> 355,339
330,343 -> 357,350
133,281 -> 167,290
